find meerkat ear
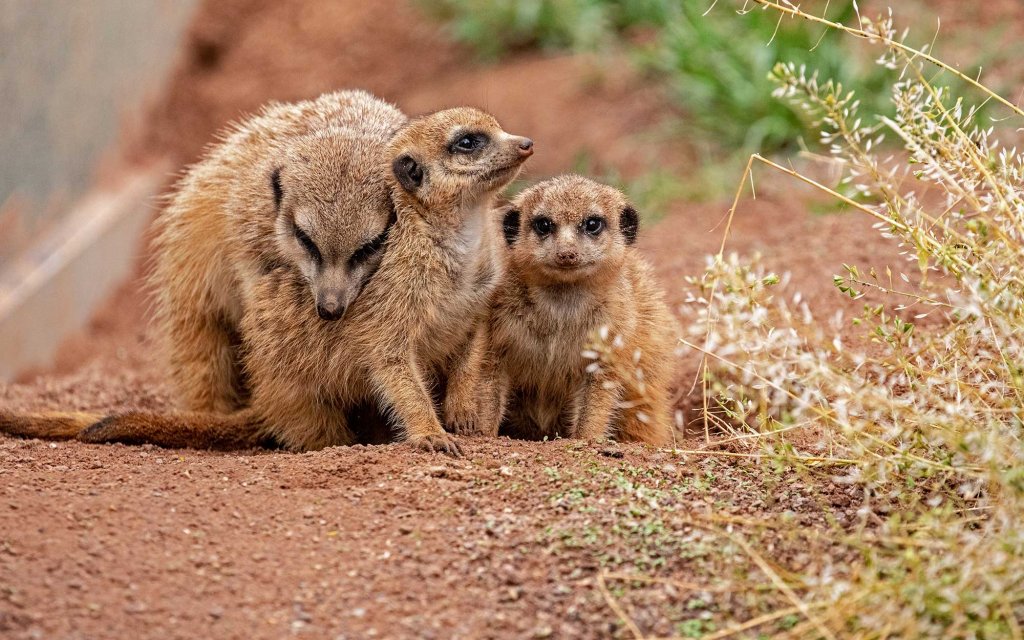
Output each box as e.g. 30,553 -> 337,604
502,208 -> 521,245
271,167 -> 284,210
392,155 -> 423,192
619,205 -> 639,244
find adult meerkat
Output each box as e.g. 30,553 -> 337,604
155,89 -> 406,413
13,107 -> 533,454
0,90 -> 405,443
234,107 -> 533,453
453,175 -> 678,446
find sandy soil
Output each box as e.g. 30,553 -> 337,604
0,0 -> 994,637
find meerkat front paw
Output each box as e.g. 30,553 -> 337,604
445,404 -> 494,437
406,432 -> 463,457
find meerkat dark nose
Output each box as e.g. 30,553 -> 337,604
517,138 -> 534,157
316,294 -> 346,321
555,251 -> 580,267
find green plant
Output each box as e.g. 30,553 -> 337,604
683,3 -> 1024,636
421,0 -> 669,58
424,0 -> 894,154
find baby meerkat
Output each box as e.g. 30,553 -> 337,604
0,90 -> 405,445
464,175 -> 678,446
11,106 -> 534,455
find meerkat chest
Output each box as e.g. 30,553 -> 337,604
452,206 -> 487,261
417,214 -> 501,365
443,207 -> 502,293
450,206 -> 502,282
498,288 -> 601,388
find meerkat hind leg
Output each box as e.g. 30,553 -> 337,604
167,311 -> 247,413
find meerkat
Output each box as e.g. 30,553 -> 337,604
153,89 -> 406,413
0,90 -> 405,444
453,175 -> 678,446
8,106 -> 534,455
229,107 -> 533,453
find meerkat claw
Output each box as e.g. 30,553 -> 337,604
409,433 -> 463,457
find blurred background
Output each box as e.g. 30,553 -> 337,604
0,0 -> 195,266
1,0 -> 1021,378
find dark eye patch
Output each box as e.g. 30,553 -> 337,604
448,132 -> 489,154
349,205 -> 397,268
271,167 -> 284,210
349,230 -> 388,267
294,225 -> 322,264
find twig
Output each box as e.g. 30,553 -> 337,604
596,570 -> 644,639
747,0 -> 1024,117
722,530 -> 838,640
672,447 -> 855,465
602,572 -> 736,593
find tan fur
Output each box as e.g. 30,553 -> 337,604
152,90 -> 406,412
0,90 -> 406,448
239,108 -> 534,454
457,175 -> 678,446
0,412 -> 97,440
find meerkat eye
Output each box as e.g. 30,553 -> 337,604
531,216 -> 554,237
582,217 -> 605,236
294,226 -> 322,264
449,133 -> 489,154
349,230 -> 388,267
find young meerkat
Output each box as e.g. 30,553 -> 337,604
13,107 -> 534,455
0,90 -> 405,444
455,175 -> 678,446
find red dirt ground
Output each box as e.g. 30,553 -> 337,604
0,1 -> 1006,638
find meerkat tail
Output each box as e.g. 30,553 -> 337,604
77,408 -> 273,450
0,411 -> 100,440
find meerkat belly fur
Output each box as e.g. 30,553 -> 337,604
471,175 -> 678,446
0,90 -> 405,446
236,107 -> 534,453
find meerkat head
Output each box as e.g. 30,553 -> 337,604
387,107 -> 534,217
271,127 -> 396,321
502,175 -> 639,286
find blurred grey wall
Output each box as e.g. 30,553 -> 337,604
0,0 -> 197,265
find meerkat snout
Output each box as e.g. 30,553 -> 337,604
555,248 -> 581,268
315,289 -> 346,321
516,138 -> 535,156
